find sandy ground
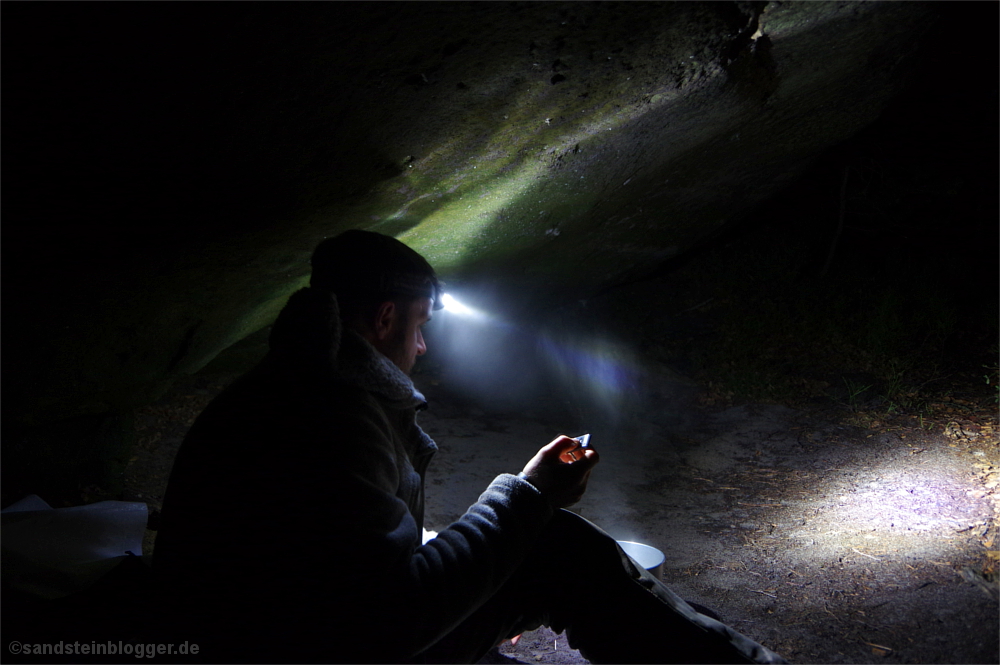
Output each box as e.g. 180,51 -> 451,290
412,373 -> 999,665
120,327 -> 999,664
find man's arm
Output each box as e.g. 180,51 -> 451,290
312,398 -> 557,659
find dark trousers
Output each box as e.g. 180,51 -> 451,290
414,510 -> 786,664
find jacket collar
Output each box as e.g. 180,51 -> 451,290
337,329 -> 427,409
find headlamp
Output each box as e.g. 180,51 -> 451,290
378,272 -> 445,310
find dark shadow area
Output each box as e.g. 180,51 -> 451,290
622,1 -> 997,302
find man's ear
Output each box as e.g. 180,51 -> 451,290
372,300 -> 397,341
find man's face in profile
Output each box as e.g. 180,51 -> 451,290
385,296 -> 433,375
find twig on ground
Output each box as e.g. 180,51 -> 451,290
751,589 -> 778,599
864,641 -> 894,653
693,478 -> 740,489
851,548 -> 882,561
824,604 -> 846,624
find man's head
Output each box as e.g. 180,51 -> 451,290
366,295 -> 433,375
310,230 -> 442,374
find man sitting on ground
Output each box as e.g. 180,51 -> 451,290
152,229 -> 786,664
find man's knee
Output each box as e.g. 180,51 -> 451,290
540,510 -> 642,578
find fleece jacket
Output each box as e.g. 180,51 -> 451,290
151,287 -> 555,662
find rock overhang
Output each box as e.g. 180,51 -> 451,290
3,1 -> 941,431
299,1 -> 933,294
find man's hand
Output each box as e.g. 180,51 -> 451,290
520,435 -> 600,508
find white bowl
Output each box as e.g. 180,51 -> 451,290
616,540 -> 665,579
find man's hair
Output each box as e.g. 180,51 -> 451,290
310,229 -> 442,326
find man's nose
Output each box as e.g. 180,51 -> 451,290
416,330 -> 426,356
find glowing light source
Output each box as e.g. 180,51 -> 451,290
441,293 -> 476,316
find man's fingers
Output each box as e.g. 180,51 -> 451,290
546,435 -> 584,462
545,435 -> 581,453
564,446 -> 600,467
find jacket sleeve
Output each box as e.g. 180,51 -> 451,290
310,392 -> 555,658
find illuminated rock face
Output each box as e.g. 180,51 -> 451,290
3,2 -> 940,496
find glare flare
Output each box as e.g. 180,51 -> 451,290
442,293 -> 475,316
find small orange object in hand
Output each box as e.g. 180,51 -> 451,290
559,433 -> 591,463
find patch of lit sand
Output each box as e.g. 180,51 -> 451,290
751,451 -> 994,569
